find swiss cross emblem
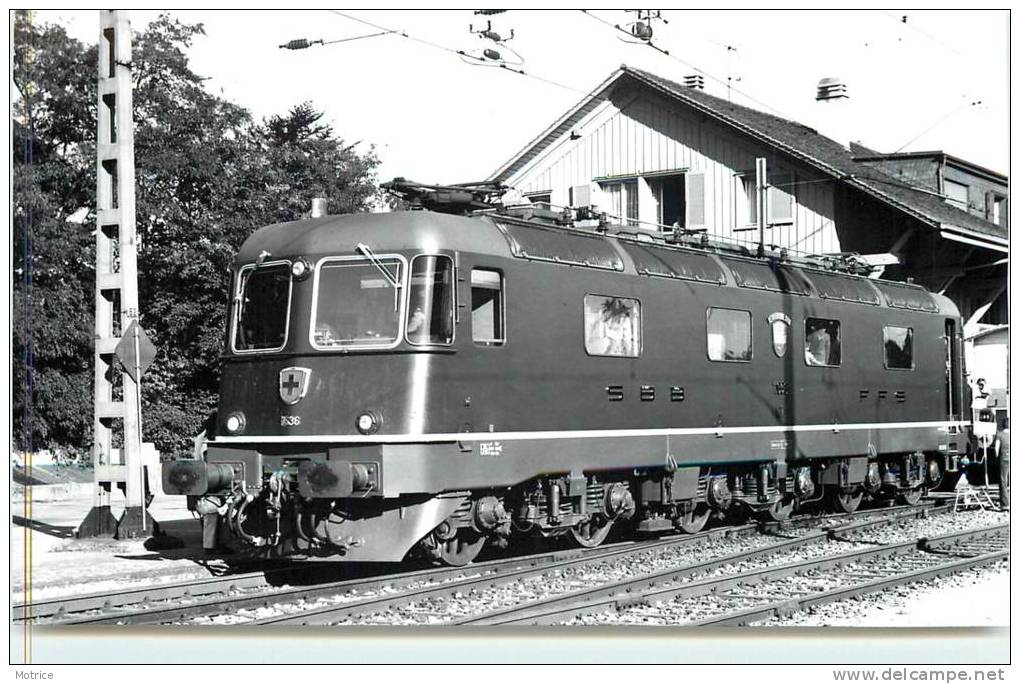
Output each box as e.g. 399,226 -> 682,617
279,367 -> 311,405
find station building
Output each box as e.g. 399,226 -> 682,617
488,66 -> 1008,330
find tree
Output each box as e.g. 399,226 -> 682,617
12,12 -> 382,458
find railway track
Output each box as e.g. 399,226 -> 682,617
250,503 -> 949,626
457,522 -> 1008,626
15,502 -> 938,626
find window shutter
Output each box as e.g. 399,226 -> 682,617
685,172 -> 706,229
767,179 -> 794,224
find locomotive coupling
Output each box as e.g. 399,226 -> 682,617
163,461 -> 236,496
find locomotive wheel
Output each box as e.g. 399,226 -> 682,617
437,530 -> 486,566
569,517 -> 614,548
677,505 -> 711,534
898,486 -> 924,506
830,487 -> 864,514
763,497 -> 795,522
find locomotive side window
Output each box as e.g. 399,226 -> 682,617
471,268 -> 505,346
706,307 -> 752,362
406,255 -> 455,346
584,295 -> 641,357
805,317 -> 841,367
232,262 -> 291,353
883,325 -> 914,370
311,257 -> 404,349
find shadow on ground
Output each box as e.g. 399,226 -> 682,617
11,515 -> 76,539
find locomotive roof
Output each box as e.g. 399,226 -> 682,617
236,210 -> 512,263
237,210 -> 958,317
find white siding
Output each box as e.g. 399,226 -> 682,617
510,92 -> 842,255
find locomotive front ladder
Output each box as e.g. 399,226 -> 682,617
78,10 -> 157,538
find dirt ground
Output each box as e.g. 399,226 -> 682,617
11,487 -> 228,603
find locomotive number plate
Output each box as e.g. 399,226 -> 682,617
280,415 -> 302,427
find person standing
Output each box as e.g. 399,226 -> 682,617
995,423 -> 1009,510
194,495 -> 230,555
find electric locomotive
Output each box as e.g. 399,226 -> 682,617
163,182 -> 971,565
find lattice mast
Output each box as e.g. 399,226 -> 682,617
79,10 -> 151,538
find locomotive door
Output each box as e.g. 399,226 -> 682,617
944,319 -> 962,424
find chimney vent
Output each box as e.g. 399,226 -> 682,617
816,77 -> 848,101
310,197 -> 327,218
683,74 -> 705,90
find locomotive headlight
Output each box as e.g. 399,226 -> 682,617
225,411 -> 247,434
355,411 -> 381,435
291,258 -> 311,281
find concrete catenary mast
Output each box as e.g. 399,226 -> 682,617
78,10 -> 154,538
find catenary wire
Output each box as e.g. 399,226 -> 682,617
326,10 -> 586,94
579,10 -> 794,120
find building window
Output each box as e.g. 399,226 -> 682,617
944,179 -> 969,211
805,317 -> 841,367
601,180 -> 639,227
471,268 -> 505,346
706,307 -> 752,362
650,175 -> 686,230
584,294 -> 641,357
987,192 -> 1007,227
883,326 -> 913,370
735,174 -> 758,228
735,171 -> 794,228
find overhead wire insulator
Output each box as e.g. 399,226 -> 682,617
279,38 -> 324,50
631,21 -> 653,41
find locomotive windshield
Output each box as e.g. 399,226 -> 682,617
232,263 -> 292,352
312,257 -> 404,349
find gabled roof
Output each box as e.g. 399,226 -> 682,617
490,66 -> 1007,249
850,149 -> 1008,185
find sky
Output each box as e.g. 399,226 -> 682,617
32,9 -> 1010,187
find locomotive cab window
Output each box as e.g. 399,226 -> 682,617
805,317 -> 841,367
471,268 -> 505,346
883,325 -> 914,370
232,262 -> 292,353
406,255 -> 455,346
311,256 -> 404,349
706,307 -> 752,362
584,295 -> 641,357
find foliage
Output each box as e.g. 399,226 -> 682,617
13,12 -> 381,458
